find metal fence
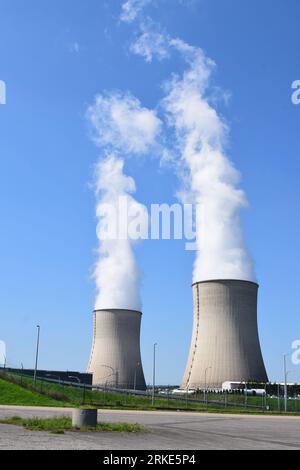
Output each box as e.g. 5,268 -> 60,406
1,368 -> 300,413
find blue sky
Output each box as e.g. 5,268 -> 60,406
0,0 -> 299,385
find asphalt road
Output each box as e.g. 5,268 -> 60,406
0,406 -> 299,450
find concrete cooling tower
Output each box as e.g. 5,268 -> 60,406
87,309 -> 146,391
181,280 -> 268,390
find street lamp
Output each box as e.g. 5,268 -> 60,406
152,343 -> 158,406
264,382 -> 268,410
134,362 -> 140,391
284,354 -> 291,413
204,366 -> 212,405
241,379 -> 248,408
33,325 -> 40,386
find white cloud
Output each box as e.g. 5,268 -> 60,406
87,92 -> 161,155
130,21 -> 170,62
129,22 -> 214,73
120,0 -> 152,23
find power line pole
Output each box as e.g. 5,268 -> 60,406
152,343 -> 157,406
284,354 -> 289,413
33,325 -> 40,386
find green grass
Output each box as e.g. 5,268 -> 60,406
0,373 -> 228,412
1,373 -> 299,416
0,378 -> 69,407
2,372 -> 202,411
0,416 -> 145,435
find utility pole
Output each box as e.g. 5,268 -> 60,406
264,383 -> 268,410
284,354 -> 290,413
33,325 -> 40,386
152,343 -> 157,406
134,362 -> 140,391
204,367 -> 211,407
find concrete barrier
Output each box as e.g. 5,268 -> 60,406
72,409 -> 98,428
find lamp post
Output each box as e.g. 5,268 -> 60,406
204,366 -> 212,406
152,343 -> 157,406
20,363 -> 24,385
284,354 -> 291,413
33,325 -> 40,386
240,379 -> 248,408
264,382 -> 268,410
134,362 -> 140,391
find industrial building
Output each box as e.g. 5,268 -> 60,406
87,308 -> 146,390
181,280 -> 268,390
0,367 -> 92,385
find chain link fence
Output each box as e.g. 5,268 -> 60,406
0,367 -> 299,414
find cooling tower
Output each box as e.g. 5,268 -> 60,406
181,280 -> 268,389
87,309 -> 146,391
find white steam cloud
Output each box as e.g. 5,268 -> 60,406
130,21 -> 170,63
93,156 -> 145,311
163,45 -> 255,282
120,0 -> 152,23
126,15 -> 256,282
88,92 -> 161,154
87,92 -> 161,310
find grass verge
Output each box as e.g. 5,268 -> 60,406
1,373 -> 299,416
0,416 -> 145,434
0,378 -> 70,407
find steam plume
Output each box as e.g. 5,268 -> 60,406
93,155 -> 145,310
87,92 -> 161,310
124,12 -> 256,282
163,43 -> 256,282
120,0 -> 152,23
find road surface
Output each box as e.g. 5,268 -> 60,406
0,406 -> 299,450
